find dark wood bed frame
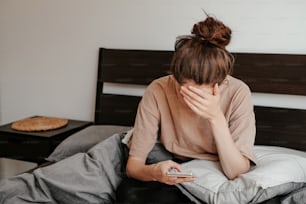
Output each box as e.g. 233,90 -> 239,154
95,48 -> 306,152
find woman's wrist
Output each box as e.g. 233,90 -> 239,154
149,163 -> 158,181
208,108 -> 224,124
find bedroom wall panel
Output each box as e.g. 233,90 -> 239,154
1,0 -> 306,125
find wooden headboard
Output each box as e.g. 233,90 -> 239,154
95,48 -> 306,151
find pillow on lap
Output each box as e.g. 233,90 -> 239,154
177,146 -> 306,204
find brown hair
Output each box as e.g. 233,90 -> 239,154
170,16 -> 234,85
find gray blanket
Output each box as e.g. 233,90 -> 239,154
1,132 -> 306,204
0,133 -> 126,204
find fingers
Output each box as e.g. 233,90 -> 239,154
176,177 -> 195,183
180,86 -> 211,101
180,86 -> 210,113
182,95 -> 203,115
180,84 -> 221,120
155,160 -> 195,185
164,161 -> 195,184
213,83 -> 219,96
165,175 -> 196,185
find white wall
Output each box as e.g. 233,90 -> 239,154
1,0 -> 306,125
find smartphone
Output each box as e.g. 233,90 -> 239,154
166,171 -> 194,178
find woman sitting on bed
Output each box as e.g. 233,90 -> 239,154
117,15 -> 257,203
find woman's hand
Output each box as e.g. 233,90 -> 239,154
180,83 -> 221,121
126,157 -> 194,184
151,160 -> 195,185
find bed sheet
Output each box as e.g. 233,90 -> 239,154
1,126 -> 305,204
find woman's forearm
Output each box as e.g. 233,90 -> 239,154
126,157 -> 156,181
209,111 -> 250,180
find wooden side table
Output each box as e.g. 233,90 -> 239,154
0,117 -> 92,164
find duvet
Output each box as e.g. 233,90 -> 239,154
0,130 -> 306,204
0,133 -> 126,204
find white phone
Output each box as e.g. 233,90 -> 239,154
166,171 -> 194,178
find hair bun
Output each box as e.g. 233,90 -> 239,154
192,17 -> 232,49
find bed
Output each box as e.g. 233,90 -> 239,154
93,48 -> 306,203
94,48 -> 306,149
1,48 -> 306,204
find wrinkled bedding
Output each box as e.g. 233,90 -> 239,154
1,128 -> 306,204
176,146 -> 306,204
0,133 -> 126,204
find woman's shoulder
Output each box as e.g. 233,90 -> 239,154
142,75 -> 176,104
147,75 -> 175,90
224,75 -> 251,93
151,75 -> 174,84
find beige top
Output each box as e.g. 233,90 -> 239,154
129,75 -> 257,164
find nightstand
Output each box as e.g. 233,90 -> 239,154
0,117 -> 92,164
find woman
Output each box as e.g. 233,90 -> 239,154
116,15 -> 257,203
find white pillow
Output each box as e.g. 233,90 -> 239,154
177,146 -> 306,204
